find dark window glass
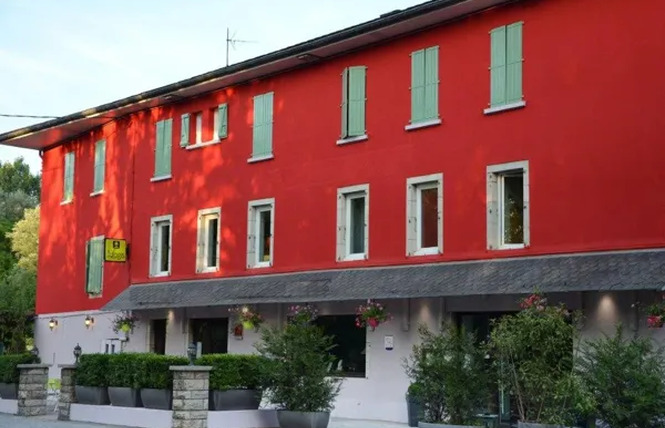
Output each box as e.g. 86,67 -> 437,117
160,223 -> 170,272
314,315 -> 366,377
207,218 -> 218,267
191,318 -> 228,355
258,210 -> 271,261
420,187 -> 438,248
151,319 -> 167,355
502,174 -> 523,244
349,197 -> 365,254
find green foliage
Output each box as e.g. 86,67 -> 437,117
0,159 -> 40,199
489,297 -> 577,424
107,353 -> 142,389
196,354 -> 267,391
405,324 -> 490,425
0,353 -> 39,384
255,321 -> 342,412
577,325 -> 665,428
136,354 -> 188,390
0,267 -> 36,352
75,354 -> 111,387
7,206 -> 38,273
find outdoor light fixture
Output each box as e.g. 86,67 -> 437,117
30,347 -> 39,358
73,343 -> 82,364
84,315 -> 94,329
187,343 -> 197,365
48,318 -> 58,330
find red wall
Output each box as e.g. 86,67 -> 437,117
36,0 -> 665,314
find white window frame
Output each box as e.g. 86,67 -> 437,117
150,214 -> 173,277
487,160 -> 530,250
336,184 -> 369,262
247,198 -> 275,269
406,173 -> 443,256
196,207 -> 221,273
86,235 -> 105,297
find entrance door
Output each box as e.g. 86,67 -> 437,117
151,319 -> 167,354
190,318 -> 228,355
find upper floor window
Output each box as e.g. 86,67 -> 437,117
85,235 -> 104,296
150,215 -> 172,277
408,46 -> 440,129
62,151 -> 75,203
153,119 -> 173,180
487,161 -> 529,250
196,207 -> 220,273
247,199 -> 274,268
406,173 -> 443,256
336,184 -> 369,261
180,103 -> 227,149
485,22 -> 524,114
338,66 -> 367,144
250,93 -> 273,161
92,139 -> 106,195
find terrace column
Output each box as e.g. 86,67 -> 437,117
170,365 -> 212,428
16,363 -> 50,416
57,364 -> 77,421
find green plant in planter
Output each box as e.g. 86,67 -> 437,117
489,292 -> 578,425
196,354 -> 267,391
75,354 -> 111,387
136,354 -> 189,390
107,353 -> 141,389
0,353 -> 40,384
577,324 -> 665,428
405,324 -> 490,425
255,320 -> 342,412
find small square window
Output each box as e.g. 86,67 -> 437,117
337,184 -> 369,261
247,199 -> 274,269
406,174 -> 443,256
150,215 -> 173,277
487,161 -> 529,250
196,208 -> 220,273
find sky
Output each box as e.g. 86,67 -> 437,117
0,0 -> 425,174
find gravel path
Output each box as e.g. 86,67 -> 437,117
0,413 -> 129,428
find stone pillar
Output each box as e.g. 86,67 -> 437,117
16,363 -> 49,417
57,364 -> 77,421
170,365 -> 211,428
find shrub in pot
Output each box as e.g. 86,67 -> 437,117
137,354 -> 188,410
196,354 -> 267,411
75,354 -> 111,405
577,324 -> 665,428
107,353 -> 142,407
405,382 -> 423,428
0,353 -> 40,399
489,292 -> 578,428
405,324 -> 490,428
255,319 -> 342,428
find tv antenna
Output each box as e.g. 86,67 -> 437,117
226,28 -> 256,67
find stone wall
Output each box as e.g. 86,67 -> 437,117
16,364 -> 49,416
171,365 -> 211,428
57,364 -> 76,421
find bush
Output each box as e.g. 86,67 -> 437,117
577,325 -> 665,428
405,324 -> 490,425
196,354 -> 267,391
255,321 -> 342,412
75,354 -> 111,387
0,353 -> 39,384
136,354 -> 188,390
107,353 -> 142,389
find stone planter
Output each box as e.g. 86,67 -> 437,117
406,394 -> 421,427
277,410 -> 330,428
517,423 -> 564,428
418,423 -> 483,428
140,388 -> 172,410
0,383 -> 18,399
74,385 -> 110,405
210,389 -> 262,410
108,386 -> 142,407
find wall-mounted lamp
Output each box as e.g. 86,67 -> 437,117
84,315 -> 95,329
48,318 -> 58,330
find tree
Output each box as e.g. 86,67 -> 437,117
8,206 -> 39,273
0,267 -> 36,352
0,158 -> 40,199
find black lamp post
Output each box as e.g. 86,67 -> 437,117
30,347 -> 39,361
187,343 -> 197,365
73,343 -> 82,364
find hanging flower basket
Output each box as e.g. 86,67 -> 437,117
229,306 -> 264,331
112,311 -> 138,335
355,300 -> 391,331
647,315 -> 664,329
520,292 -> 547,311
646,296 -> 665,329
287,304 -> 319,325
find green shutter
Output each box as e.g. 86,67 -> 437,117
506,22 -> 523,103
162,119 -> 172,175
63,152 -> 74,201
490,26 -> 507,107
347,66 -> 366,137
411,49 -> 425,123
217,103 -> 228,139
424,46 -> 439,120
180,114 -> 190,147
154,121 -> 164,177
341,68 -> 349,137
252,93 -> 273,157
93,140 -> 105,192
86,239 -> 103,295
85,240 -> 91,293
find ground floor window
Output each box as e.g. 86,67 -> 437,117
190,318 -> 228,355
314,315 -> 366,377
151,319 -> 167,354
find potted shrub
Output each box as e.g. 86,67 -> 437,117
405,324 -> 490,428
75,354 -> 111,405
489,292 -> 577,428
107,353 -> 142,407
137,354 -> 188,410
405,382 -> 423,428
255,317 -> 342,428
577,324 -> 665,427
196,354 -> 266,410
0,353 -> 39,399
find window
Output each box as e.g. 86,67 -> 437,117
336,184 -> 369,261
85,235 -> 104,296
102,339 -> 122,354
195,112 -> 203,144
214,103 -> 228,140
180,104 -> 228,148
191,318 -> 228,355
62,151 -> 75,203
409,46 -> 439,127
150,319 -> 167,355
339,66 -> 367,142
196,208 -> 220,273
314,315 -> 366,377
486,22 -> 524,113
92,139 -> 106,194
154,119 -> 173,179
251,93 -> 273,160
247,199 -> 274,268
487,161 -> 529,250
150,215 -> 172,277
406,173 -> 443,256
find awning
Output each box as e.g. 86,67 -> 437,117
103,249 -> 665,311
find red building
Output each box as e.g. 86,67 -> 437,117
2,0 -> 664,423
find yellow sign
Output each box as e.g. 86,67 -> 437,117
105,239 -> 127,262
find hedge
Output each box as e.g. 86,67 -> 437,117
107,353 -> 142,389
75,354 -> 111,387
0,353 -> 40,384
196,354 -> 267,391
136,354 -> 188,390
